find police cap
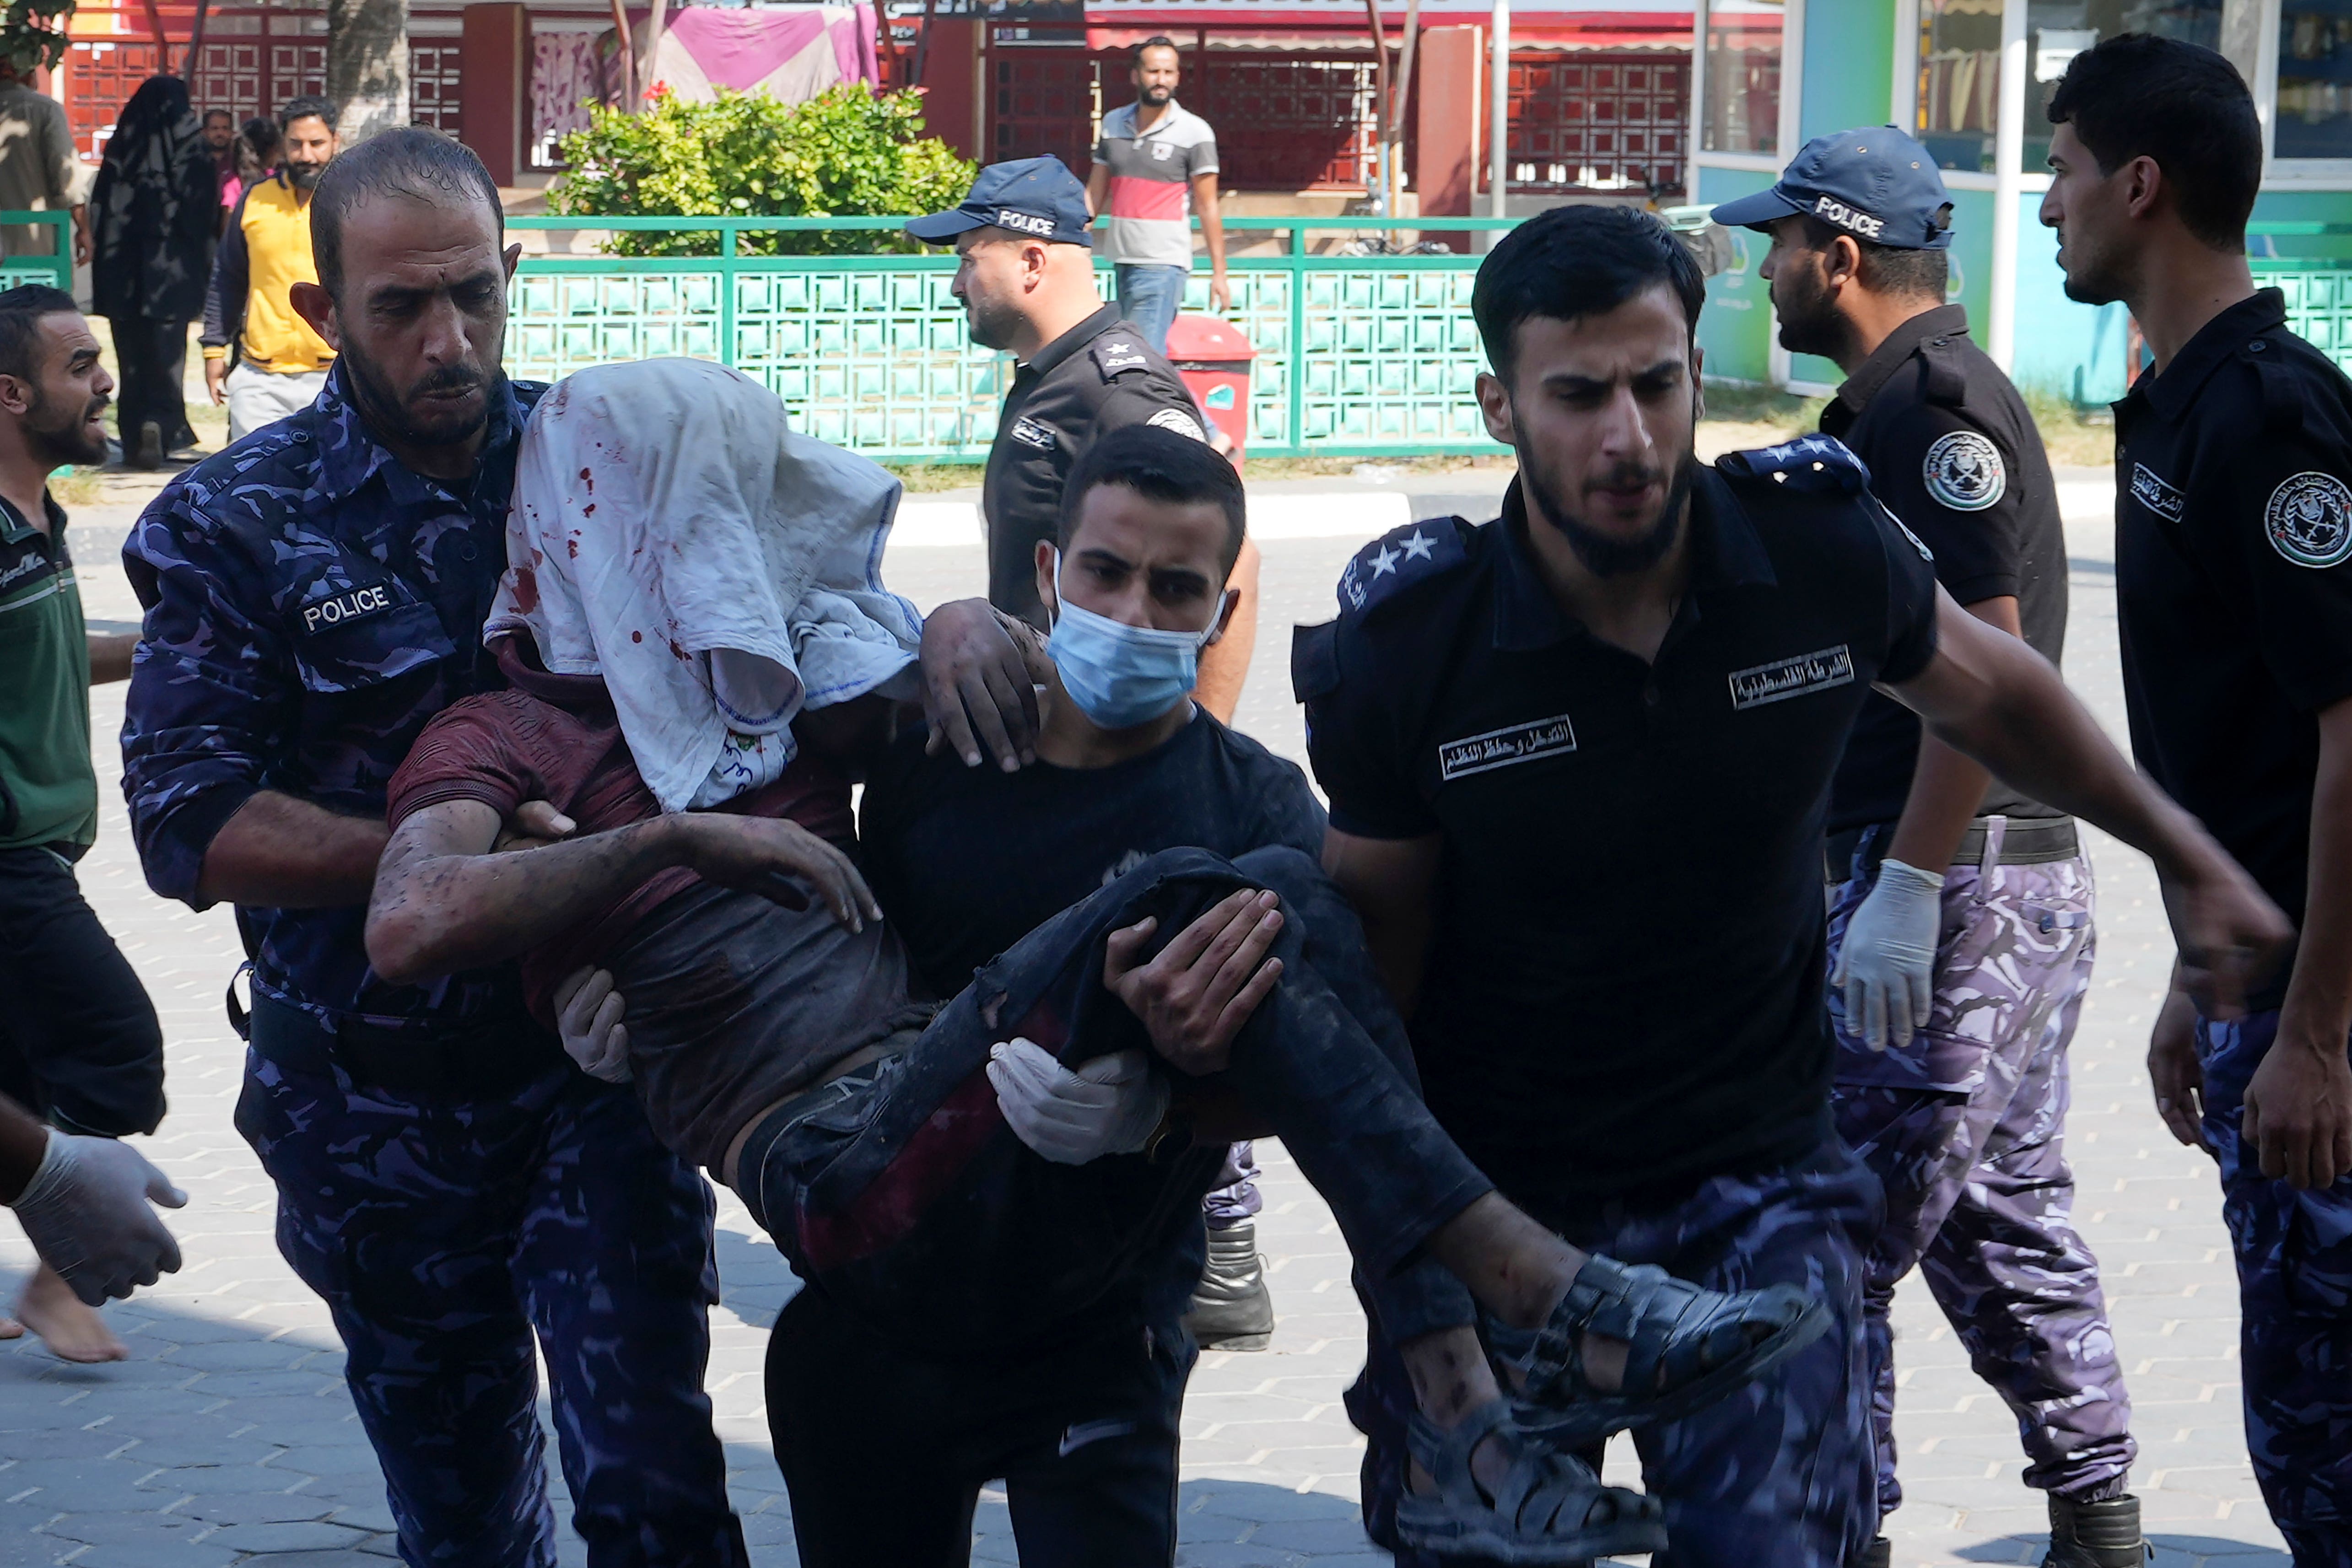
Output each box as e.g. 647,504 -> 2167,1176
1712,125 -> 1954,250
906,156 -> 1095,247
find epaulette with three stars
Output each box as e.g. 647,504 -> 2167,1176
1336,515 -> 1471,617
1715,432 -> 1875,496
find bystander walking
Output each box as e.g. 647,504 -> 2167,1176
90,76 -> 216,468
201,96 -> 337,440
0,58 -> 86,267
1085,35 -> 1228,355
0,285 -> 167,1363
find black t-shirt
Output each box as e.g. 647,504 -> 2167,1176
982,305 -> 1207,629
859,709 -> 1328,997
2116,288 -> 2352,1012
1295,443 -> 1941,1220
1820,305 -> 2069,832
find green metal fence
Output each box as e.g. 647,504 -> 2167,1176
506,215 -> 1519,463
2250,222 -> 2352,372
0,213 -> 73,291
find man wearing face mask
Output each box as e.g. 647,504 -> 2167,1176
914,156 -> 1276,1347
200,95 -> 339,440
1714,130 -> 2140,1567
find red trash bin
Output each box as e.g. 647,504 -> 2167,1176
1165,313 -> 1255,460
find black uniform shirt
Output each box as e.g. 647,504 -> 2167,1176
982,303 -> 1206,626
1295,438 -> 1942,1218
2116,288 -> 2352,1010
1821,304 -> 2068,833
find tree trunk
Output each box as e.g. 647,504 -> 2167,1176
606,0 -> 634,109
1362,0 -> 1389,211
328,0 -> 408,143
1392,0 -> 1420,210
638,0 -> 666,105
183,0 -> 211,79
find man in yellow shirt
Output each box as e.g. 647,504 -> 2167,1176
200,97 -> 338,440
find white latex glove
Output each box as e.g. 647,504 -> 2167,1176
987,1038 -> 1170,1165
555,966 -> 631,1083
12,1132 -> 188,1305
1831,857 -> 1946,1051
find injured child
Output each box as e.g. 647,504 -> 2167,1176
364,362 -> 1821,1567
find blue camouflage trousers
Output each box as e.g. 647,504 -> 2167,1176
1349,1140 -> 1883,1568
1827,847 -> 2135,1514
2196,1011 -> 2352,1564
235,1050 -> 749,1568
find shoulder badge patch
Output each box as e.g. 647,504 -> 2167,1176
2265,471 -> 2352,568
2130,462 -> 2184,523
1009,416 -> 1057,452
1145,407 -> 1207,442
1338,517 -> 1467,615
1921,430 -> 2006,512
1093,335 -> 1151,378
1715,433 -> 1874,496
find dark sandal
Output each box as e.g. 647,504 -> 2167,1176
1493,1254 -> 1829,1443
1394,1396 -> 1667,1565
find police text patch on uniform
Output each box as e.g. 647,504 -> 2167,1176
1438,714 -> 1577,780
1728,645 -> 1855,710
2130,463 -> 2184,523
1146,407 -> 1206,442
300,583 -> 397,634
1922,430 -> 2006,512
1009,416 -> 1057,452
2265,471 -> 2352,568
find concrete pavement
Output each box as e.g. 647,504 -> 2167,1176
1,465 -> 2292,1567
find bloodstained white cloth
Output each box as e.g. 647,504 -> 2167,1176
487,357 -> 920,812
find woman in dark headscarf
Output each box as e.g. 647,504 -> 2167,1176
89,75 -> 216,469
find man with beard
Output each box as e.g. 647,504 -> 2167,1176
200,95 -> 338,440
0,286 -> 168,1363
2040,36 -> 2352,1557
122,134 -> 752,1567
1713,129 -> 2141,1567
1295,203 -> 2294,1565
914,156 -> 1276,1346
1083,34 -> 1230,353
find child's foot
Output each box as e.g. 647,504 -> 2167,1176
1496,1254 -> 1827,1441
1397,1397 -> 1665,1564
16,1262 -> 129,1363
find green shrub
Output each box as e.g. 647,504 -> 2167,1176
549,83 -> 976,257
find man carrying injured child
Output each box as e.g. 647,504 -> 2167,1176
362,361 -> 1822,1567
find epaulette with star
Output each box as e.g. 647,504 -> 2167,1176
1336,516 -> 1471,616
1715,433 -> 1875,496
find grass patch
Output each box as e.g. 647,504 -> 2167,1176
2023,386 -> 2116,468
50,468 -> 104,508
882,461 -> 985,493
1702,380 -> 1829,432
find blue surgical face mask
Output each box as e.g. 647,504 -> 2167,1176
1045,551 -> 1218,730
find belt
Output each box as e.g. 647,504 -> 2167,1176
1825,814 -> 2080,884
246,991 -> 567,1097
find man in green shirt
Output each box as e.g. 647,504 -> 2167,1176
0,285 -> 164,1363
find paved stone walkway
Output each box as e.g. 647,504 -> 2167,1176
2,473 -> 2289,1567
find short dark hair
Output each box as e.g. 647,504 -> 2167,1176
278,94 -> 335,134
1796,215 -> 1948,302
2047,33 -> 2260,251
202,108 -> 233,126
0,285 -> 80,382
1131,35 -> 1180,67
1472,205 -> 1705,383
311,128 -> 504,298
1058,423 -> 1246,574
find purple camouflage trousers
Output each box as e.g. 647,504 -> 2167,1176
2195,1009 -> 2352,1563
1827,836 -> 2136,1515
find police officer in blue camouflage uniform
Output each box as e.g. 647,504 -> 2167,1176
1715,129 -> 2142,1568
1298,203 -> 2290,1568
119,130 -> 747,1568
2041,37 -> 2352,1561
